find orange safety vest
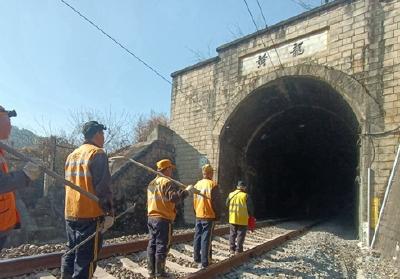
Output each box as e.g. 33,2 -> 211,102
193,179 -> 217,219
64,144 -> 104,219
228,189 -> 248,226
0,149 -> 20,232
147,176 -> 176,221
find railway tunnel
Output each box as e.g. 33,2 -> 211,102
219,76 -> 359,231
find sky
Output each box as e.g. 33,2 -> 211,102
0,0 -> 324,136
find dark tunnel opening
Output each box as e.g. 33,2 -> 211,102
219,76 -> 359,233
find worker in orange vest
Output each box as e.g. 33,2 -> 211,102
0,105 -> 42,250
61,121 -> 114,279
192,164 -> 221,269
226,181 -> 254,255
147,159 -> 197,279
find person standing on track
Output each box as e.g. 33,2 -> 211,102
147,159 -> 197,279
0,105 -> 42,250
61,121 -> 114,279
192,164 -> 221,269
226,181 -> 254,255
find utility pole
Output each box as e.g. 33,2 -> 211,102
43,136 -> 56,197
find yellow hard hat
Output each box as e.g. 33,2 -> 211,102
202,164 -> 213,174
157,159 -> 175,171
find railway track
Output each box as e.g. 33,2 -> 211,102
1,220 -> 317,279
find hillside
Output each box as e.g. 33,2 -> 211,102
9,126 -> 41,148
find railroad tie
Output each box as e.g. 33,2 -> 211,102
180,243 -> 195,252
93,267 -> 116,279
210,252 -> 228,261
37,272 -> 56,279
251,229 -> 271,237
212,240 -> 230,250
213,236 -> 230,244
246,233 -> 267,242
240,272 -> 260,278
165,259 -> 199,273
169,248 -> 194,262
119,257 -> 152,278
212,242 -> 231,255
214,235 -> 253,250
246,237 -> 269,245
244,238 -> 263,247
130,251 -> 147,261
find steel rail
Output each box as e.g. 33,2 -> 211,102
0,220 -> 281,278
183,221 -> 319,279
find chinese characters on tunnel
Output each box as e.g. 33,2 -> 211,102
256,41 -> 305,69
290,42 -> 305,57
242,30 -> 328,75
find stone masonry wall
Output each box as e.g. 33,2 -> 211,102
110,128 -> 176,234
170,0 -> 400,241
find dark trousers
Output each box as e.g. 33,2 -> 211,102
229,224 -> 247,253
0,234 -> 7,250
61,219 -> 103,279
147,217 -> 172,267
193,220 -> 214,267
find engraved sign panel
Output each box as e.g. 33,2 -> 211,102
241,30 -> 328,75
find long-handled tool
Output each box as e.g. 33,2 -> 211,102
0,141 -> 99,203
64,203 -> 137,256
109,156 -> 209,199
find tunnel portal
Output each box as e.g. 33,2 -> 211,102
219,77 -> 359,230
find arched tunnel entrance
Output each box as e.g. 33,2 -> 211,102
219,76 -> 360,232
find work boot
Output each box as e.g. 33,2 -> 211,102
155,259 -> 171,278
147,255 -> 156,278
197,263 -> 207,270
60,270 -> 73,279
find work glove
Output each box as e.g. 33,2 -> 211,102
185,185 -> 201,195
101,216 -> 115,233
22,162 -> 42,181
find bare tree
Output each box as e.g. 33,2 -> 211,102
185,40 -> 215,63
67,107 -> 135,152
133,111 -> 169,143
228,23 -> 245,40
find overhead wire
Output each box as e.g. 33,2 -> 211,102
242,0 -> 284,71
60,0 -> 211,116
60,0 -> 171,85
255,0 -> 268,28
61,0 -> 398,181
211,0 -> 287,132
61,0 -> 285,135
255,0 -> 284,69
243,0 -> 259,30
363,125 -> 400,137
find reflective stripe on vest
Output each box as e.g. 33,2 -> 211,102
0,149 -> 20,232
147,176 -> 176,221
64,144 -> 104,219
228,190 -> 248,226
193,179 -> 217,219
